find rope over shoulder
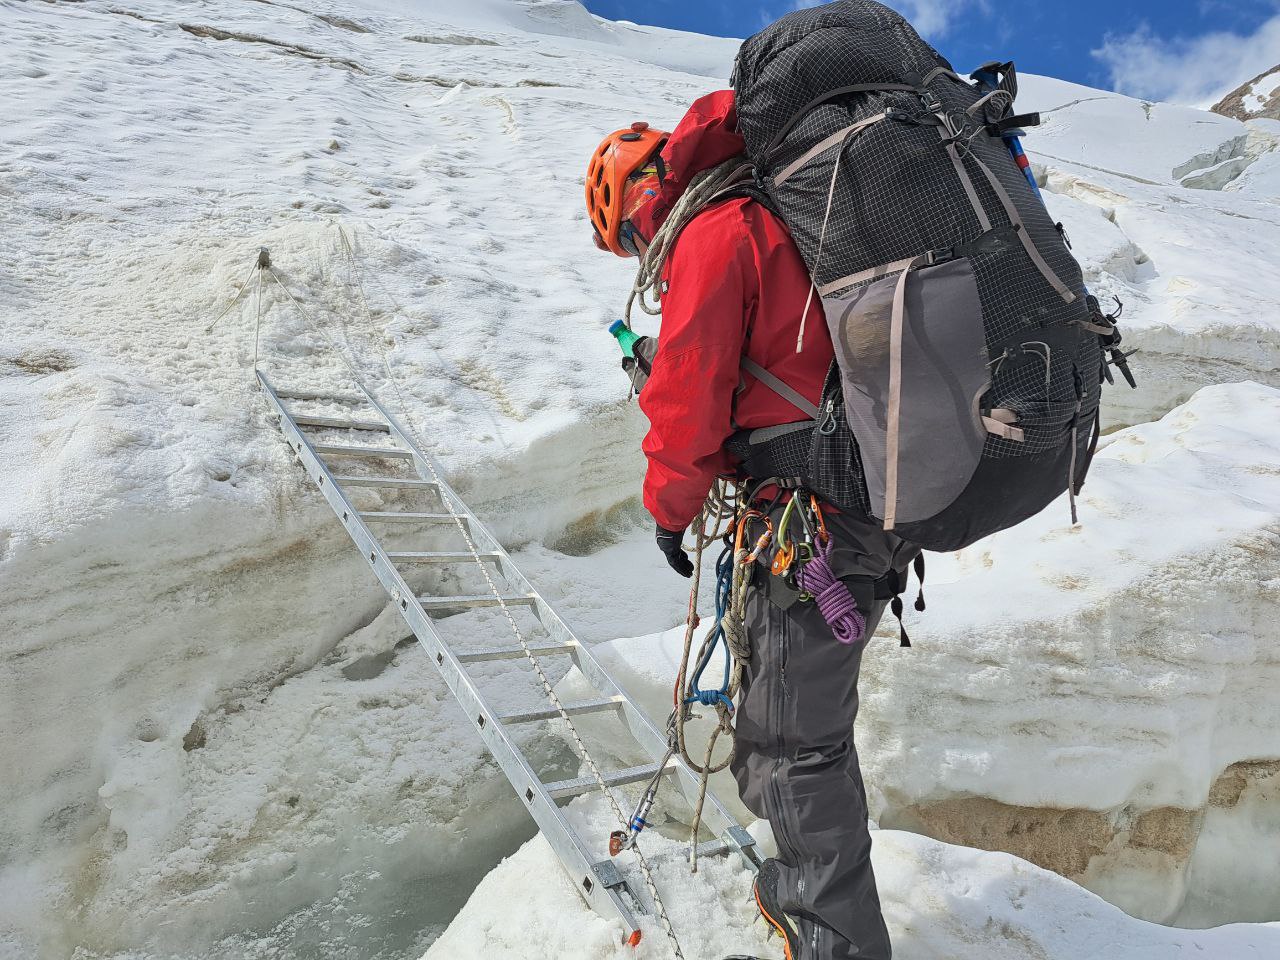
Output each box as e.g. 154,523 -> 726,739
625,158 -> 755,326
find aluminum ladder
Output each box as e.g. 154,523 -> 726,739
257,369 -> 758,941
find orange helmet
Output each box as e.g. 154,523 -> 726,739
586,121 -> 669,257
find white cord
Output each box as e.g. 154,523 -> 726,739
271,236 -> 688,958
204,259 -> 259,335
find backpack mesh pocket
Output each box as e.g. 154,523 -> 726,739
807,395 -> 872,516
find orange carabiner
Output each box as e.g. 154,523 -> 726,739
810,494 -> 830,546
745,529 -> 773,565
735,509 -> 764,550
771,541 -> 796,577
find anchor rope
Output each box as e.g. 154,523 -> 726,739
204,258 -> 260,335
256,232 -> 687,957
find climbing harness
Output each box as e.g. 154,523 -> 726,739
662,481 -> 890,868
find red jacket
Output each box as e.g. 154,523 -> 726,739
631,91 -> 835,531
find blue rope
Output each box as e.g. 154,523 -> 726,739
684,544 -> 736,714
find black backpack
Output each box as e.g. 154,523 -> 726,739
725,0 -> 1132,552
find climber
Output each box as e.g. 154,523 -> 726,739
586,91 -> 919,960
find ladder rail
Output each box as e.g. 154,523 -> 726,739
358,385 -> 756,859
258,370 -> 648,934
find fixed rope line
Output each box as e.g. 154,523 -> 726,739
252,265 -> 265,371
204,258 -> 260,335
278,239 -> 687,959
333,225 -> 511,448
264,266 -> 370,393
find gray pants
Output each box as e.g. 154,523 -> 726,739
731,509 -> 917,960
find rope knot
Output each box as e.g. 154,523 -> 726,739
685,690 -> 735,712
796,542 -> 866,646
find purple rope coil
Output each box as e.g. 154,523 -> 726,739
796,540 -> 866,646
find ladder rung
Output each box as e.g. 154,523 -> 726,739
314,443 -> 412,460
645,838 -> 735,867
417,593 -> 535,611
456,641 -> 577,664
387,550 -> 498,564
497,695 -> 622,725
274,388 -> 368,404
543,761 -> 675,802
293,414 -> 389,433
361,512 -> 462,523
335,476 -> 438,489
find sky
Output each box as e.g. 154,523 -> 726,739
581,0 -> 1280,106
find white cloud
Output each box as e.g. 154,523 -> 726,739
770,0 -> 980,38
1093,14 -> 1280,107
894,0 -> 979,37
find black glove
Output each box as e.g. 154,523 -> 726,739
655,524 -> 694,579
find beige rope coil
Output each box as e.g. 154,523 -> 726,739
671,480 -> 755,871
625,158 -> 754,327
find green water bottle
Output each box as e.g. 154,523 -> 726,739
609,320 -> 642,359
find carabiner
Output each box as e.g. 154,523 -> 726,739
771,498 -> 800,576
771,541 -> 796,577
746,529 -> 774,565
809,494 -> 830,546
795,498 -> 818,550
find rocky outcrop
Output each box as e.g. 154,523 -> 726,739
1213,65 -> 1280,122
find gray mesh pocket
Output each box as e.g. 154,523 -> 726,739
1003,400 -> 1079,455
807,374 -> 872,516
824,257 -> 990,527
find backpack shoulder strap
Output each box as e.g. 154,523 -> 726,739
712,177 -> 782,218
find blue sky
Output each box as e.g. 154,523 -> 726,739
581,0 -> 1280,105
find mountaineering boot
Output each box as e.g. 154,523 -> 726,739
753,859 -> 802,960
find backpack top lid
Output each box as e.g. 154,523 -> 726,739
732,0 -> 954,163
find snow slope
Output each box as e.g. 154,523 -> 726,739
1017,76 -> 1280,428
430,820 -> 1280,960
0,1 -> 736,956
1,0 -> 1279,958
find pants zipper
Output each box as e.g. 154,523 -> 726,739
769,603 -> 799,945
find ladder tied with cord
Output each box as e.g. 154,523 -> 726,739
257,369 -> 759,947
